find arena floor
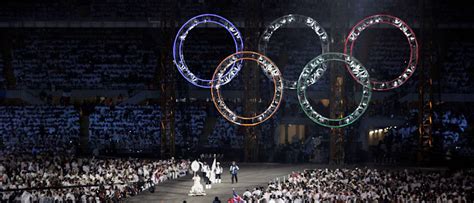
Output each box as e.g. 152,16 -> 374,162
126,163 -> 314,203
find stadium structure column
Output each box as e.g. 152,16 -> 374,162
157,1 -> 177,159
329,0 -> 350,164
417,0 -> 435,162
241,0 -> 264,162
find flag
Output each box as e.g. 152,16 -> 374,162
211,158 -> 217,173
210,157 -> 217,183
228,190 -> 244,203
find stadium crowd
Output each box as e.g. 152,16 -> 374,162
12,29 -> 156,90
0,106 -> 80,155
89,104 -> 207,154
174,104 -> 207,150
0,0 -> 472,202
0,105 -> 195,202
242,168 -> 473,202
0,153 -> 190,202
2,26 -> 471,94
208,116 -> 240,149
373,104 -> 472,163
89,105 -> 162,153
443,40 -> 474,93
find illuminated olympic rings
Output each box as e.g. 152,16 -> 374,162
344,14 -> 419,91
173,14 -> 244,88
258,14 -> 330,89
210,51 -> 283,126
297,53 -> 372,128
173,14 -> 418,128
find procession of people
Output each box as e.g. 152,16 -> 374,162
189,154 -> 229,196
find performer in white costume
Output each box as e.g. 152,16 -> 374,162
215,162 -> 223,183
189,175 -> 206,196
188,160 -> 206,196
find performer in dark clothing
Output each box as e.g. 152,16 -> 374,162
229,161 -> 239,184
202,163 -> 212,189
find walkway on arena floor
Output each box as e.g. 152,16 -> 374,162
126,163 -> 314,203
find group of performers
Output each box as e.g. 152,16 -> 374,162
189,154 -> 240,196
200,159 -> 222,189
